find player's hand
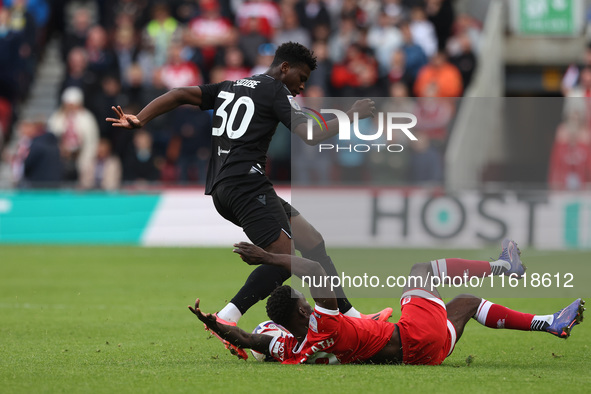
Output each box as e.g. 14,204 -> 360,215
188,298 -> 217,328
106,106 -> 142,129
349,98 -> 376,120
233,242 -> 269,265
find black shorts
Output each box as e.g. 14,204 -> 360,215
211,174 -> 299,249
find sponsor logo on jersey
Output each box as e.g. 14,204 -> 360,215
287,95 -> 301,110
272,339 -> 285,358
309,314 -> 318,333
234,79 -> 260,89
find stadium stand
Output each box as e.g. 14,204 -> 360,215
3,0 -> 585,190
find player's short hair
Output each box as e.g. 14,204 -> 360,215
270,42 -> 317,71
266,285 -> 299,326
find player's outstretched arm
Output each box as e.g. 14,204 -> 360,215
233,242 -> 337,310
188,298 -> 273,354
292,98 -> 376,145
106,86 -> 203,129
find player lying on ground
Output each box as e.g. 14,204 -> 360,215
189,239 -> 585,364
107,42 -> 385,359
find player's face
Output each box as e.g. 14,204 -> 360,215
296,294 -> 313,318
281,62 -> 311,97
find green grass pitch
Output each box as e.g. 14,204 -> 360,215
1,245 -> 589,393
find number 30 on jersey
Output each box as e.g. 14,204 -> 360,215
212,91 -> 255,139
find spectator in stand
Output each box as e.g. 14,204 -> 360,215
331,43 -> 380,97
310,22 -> 331,42
414,50 -> 462,97
59,47 -> 95,104
187,0 -> 236,73
168,107 -> 211,184
143,2 -> 181,68
388,49 -> 414,91
159,42 -> 203,90
138,69 -> 173,161
88,75 -> 128,141
340,0 -> 368,26
248,43 -> 275,76
414,90 -> 456,147
238,16 -> 269,68
548,111 -> 591,190
103,0 -> 151,30
47,87 -> 99,183
306,40 -> 332,94
367,9 -> 403,76
409,5 -> 437,58
171,0 -> 202,24
328,16 -> 360,63
11,120 -> 61,188
398,20 -> 428,91
562,43 -> 591,96
448,32 -> 477,91
85,25 -> 119,96
382,0 -> 408,25
123,129 -> 160,183
408,130 -> 443,184
235,0 -> 281,40
113,23 -> 142,89
0,7 -> 23,103
212,46 -> 250,81
7,0 -> 37,87
448,13 -> 482,56
564,66 -> 591,128
61,7 -> 93,60
3,0 -> 49,42
274,5 -> 311,48
80,137 -> 122,190
295,0 -> 331,33
122,63 -> 149,109
425,0 -> 454,51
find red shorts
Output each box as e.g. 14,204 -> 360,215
396,289 -> 457,365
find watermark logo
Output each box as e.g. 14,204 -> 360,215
304,108 -> 418,153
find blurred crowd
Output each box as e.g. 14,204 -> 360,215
0,0 -> 481,189
549,43 -> 591,191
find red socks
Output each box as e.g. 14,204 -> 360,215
474,299 -> 534,330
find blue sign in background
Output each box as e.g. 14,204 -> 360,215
0,192 -> 160,244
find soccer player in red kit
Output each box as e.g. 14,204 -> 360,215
190,239 -> 585,365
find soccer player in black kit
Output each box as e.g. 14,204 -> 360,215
107,42 -> 387,359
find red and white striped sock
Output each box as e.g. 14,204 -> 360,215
431,258 -> 510,284
473,299 -> 552,331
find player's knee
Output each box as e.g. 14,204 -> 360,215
409,262 -> 432,276
292,217 -> 324,251
451,294 -> 481,314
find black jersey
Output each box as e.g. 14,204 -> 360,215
199,74 -> 307,194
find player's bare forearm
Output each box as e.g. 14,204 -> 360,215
136,87 -> 203,125
232,242 -> 337,307
188,299 -> 271,353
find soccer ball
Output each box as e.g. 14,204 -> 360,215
250,320 -> 289,362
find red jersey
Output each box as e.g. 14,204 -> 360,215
269,305 -> 396,364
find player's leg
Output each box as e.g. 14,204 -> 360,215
290,211 -> 354,314
445,294 -> 483,342
214,178 -> 294,323
430,239 -> 526,285
472,297 -> 585,338
288,203 -> 392,321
